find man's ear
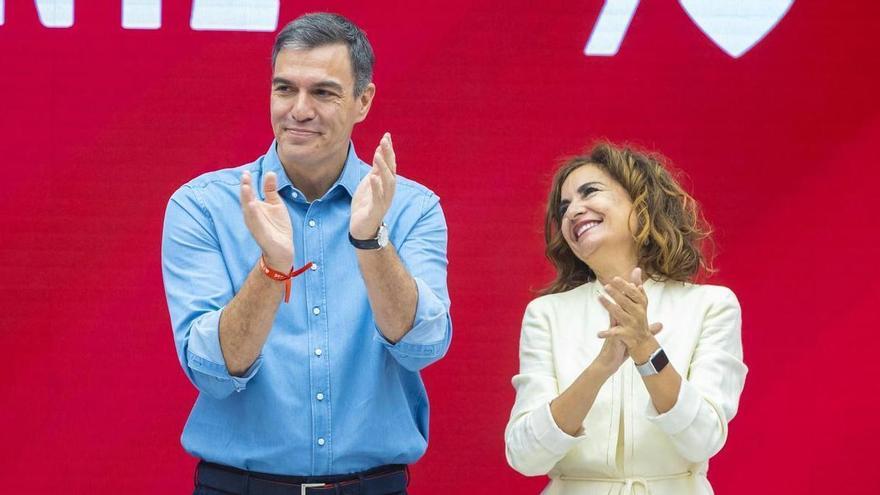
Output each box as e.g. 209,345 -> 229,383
354,83 -> 376,123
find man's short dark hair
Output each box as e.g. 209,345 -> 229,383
272,13 -> 375,96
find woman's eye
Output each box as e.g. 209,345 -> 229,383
557,203 -> 569,219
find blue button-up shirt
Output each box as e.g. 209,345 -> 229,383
161,141 -> 452,475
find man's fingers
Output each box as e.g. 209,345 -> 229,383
262,171 -> 282,205
240,172 -> 259,222
648,322 -> 663,335
370,173 -> 384,205
240,171 -> 254,206
239,172 -> 265,235
374,147 -> 395,186
381,132 -> 397,174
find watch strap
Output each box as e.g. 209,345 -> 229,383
349,223 -> 387,250
349,232 -> 381,249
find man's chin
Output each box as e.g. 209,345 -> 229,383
277,141 -> 319,164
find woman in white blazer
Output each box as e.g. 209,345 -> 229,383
505,143 -> 746,495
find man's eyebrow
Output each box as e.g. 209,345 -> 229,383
271,77 -> 345,93
312,80 -> 345,92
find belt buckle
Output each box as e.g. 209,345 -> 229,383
300,483 -> 326,495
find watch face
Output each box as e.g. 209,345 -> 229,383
377,223 -> 389,247
652,348 -> 669,373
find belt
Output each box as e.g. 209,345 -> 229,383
196,461 -> 409,495
558,471 -> 692,495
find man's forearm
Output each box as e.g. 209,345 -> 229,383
356,245 -> 418,343
218,262 -> 283,376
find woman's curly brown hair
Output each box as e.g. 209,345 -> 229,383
541,142 -> 714,295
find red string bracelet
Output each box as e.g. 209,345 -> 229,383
259,255 -> 314,303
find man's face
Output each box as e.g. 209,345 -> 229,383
270,44 -> 375,169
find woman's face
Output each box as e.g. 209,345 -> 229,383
558,164 -> 639,268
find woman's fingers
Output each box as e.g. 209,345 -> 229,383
610,277 -> 645,306
630,267 -> 643,286
604,284 -> 640,317
598,294 -> 628,324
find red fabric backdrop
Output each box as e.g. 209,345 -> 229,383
2,1 -> 878,493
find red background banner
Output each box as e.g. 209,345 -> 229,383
2,1 -> 878,493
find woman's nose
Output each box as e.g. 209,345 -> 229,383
567,203 -> 586,220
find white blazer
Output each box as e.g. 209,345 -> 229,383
505,279 -> 747,495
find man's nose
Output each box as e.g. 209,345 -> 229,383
291,93 -> 315,121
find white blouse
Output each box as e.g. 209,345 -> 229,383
505,279 -> 747,495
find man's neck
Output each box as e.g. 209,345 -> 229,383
281,148 -> 348,202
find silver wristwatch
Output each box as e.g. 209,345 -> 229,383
635,347 -> 669,377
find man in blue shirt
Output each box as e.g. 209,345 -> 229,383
161,13 -> 451,495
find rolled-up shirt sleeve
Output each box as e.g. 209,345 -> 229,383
162,186 -> 263,400
505,300 -> 583,476
645,287 -> 748,463
377,192 -> 452,372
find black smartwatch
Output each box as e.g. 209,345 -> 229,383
635,347 -> 669,376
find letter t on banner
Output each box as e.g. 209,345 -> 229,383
190,0 -> 278,31
584,0 -> 640,56
122,0 -> 161,29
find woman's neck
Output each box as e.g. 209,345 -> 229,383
591,256 -> 641,286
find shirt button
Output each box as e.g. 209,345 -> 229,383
317,438 -> 325,446
308,219 -> 317,228
312,306 -> 321,315
291,191 -> 299,199
310,263 -> 318,271
314,348 -> 322,357
316,392 -> 324,401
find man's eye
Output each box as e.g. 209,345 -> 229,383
275,86 -> 290,92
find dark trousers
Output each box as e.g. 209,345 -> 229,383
193,460 -> 408,495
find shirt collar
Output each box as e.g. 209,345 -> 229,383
260,141 -> 293,200
261,141 -> 364,201
334,142 -> 365,198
